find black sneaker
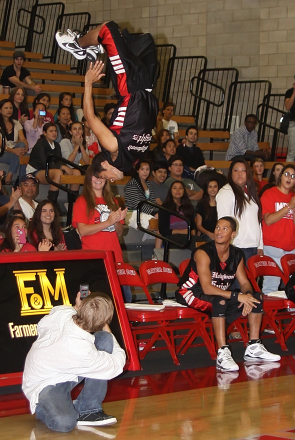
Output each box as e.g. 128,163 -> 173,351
77,410 -> 117,426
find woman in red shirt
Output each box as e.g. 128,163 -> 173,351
261,164 -> 295,293
72,164 -> 127,260
72,164 -> 131,301
0,216 -> 36,252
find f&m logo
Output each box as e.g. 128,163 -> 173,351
13,268 -> 71,316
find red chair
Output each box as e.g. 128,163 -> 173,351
247,255 -> 293,351
139,260 -> 216,360
179,258 -> 190,277
115,262 -> 180,365
281,253 -> 295,285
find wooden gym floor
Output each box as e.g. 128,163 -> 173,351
2,355 -> 295,440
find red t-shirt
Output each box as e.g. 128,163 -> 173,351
261,186 -> 295,251
1,242 -> 36,252
254,178 -> 268,194
30,229 -> 67,250
72,196 -> 124,262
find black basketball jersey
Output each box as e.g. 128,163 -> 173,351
176,241 -> 244,310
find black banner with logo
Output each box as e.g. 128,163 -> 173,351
0,251 -> 138,375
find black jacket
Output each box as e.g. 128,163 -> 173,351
28,137 -> 63,171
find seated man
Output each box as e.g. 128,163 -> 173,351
165,155 -> 203,210
176,125 -> 205,179
162,139 -> 177,163
150,161 -> 168,205
226,114 -> 270,161
56,21 -> 158,181
18,173 -> 38,222
176,216 -> 281,372
22,292 -> 126,432
0,51 -> 42,95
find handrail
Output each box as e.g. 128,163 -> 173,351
190,77 -> 225,107
17,8 -> 45,34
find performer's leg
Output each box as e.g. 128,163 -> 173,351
77,23 -> 108,48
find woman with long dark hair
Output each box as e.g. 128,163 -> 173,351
9,87 -> 30,125
60,121 -> 90,166
150,128 -> 170,161
124,159 -> 158,229
159,180 -> 197,250
54,92 -> 77,123
216,158 -> 262,263
196,179 -> 219,241
0,99 -> 28,184
0,215 -> 36,252
55,106 -> 71,143
72,163 -> 131,301
261,164 -> 295,293
29,200 -> 67,251
259,162 -> 284,197
30,92 -> 54,123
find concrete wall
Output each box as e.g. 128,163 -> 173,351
59,0 -> 295,93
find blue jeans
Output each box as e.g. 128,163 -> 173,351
35,331 -> 113,432
230,247 -> 257,290
263,245 -> 295,293
0,141 -> 26,176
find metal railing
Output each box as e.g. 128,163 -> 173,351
1,0 -> 37,47
162,56 -> 207,116
154,44 -> 176,102
226,80 -> 272,136
24,2 -> 65,59
257,94 -> 288,159
192,68 -> 239,131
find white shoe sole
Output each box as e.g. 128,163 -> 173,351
77,417 -> 117,426
55,33 -> 86,60
216,364 -> 239,372
243,354 -> 281,362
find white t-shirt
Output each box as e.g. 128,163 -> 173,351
162,119 -> 179,139
19,198 -> 38,222
216,183 -> 263,249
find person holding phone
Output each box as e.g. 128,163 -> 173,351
24,102 -> 46,153
0,215 -> 36,252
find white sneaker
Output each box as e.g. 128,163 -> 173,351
216,370 -> 239,390
55,29 -> 104,62
55,29 -> 87,60
244,341 -> 281,362
244,361 -> 280,380
216,346 -> 239,372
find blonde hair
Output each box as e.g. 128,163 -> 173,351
73,292 -> 114,333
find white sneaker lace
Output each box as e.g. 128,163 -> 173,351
222,348 -> 234,362
67,29 -> 77,38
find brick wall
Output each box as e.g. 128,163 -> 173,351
59,0 -> 295,93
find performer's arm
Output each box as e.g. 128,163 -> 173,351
84,61 -> 118,154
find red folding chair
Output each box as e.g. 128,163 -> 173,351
179,258 -> 190,277
246,255 -> 292,351
281,253 -> 295,285
115,262 -> 180,365
139,260 -> 216,360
